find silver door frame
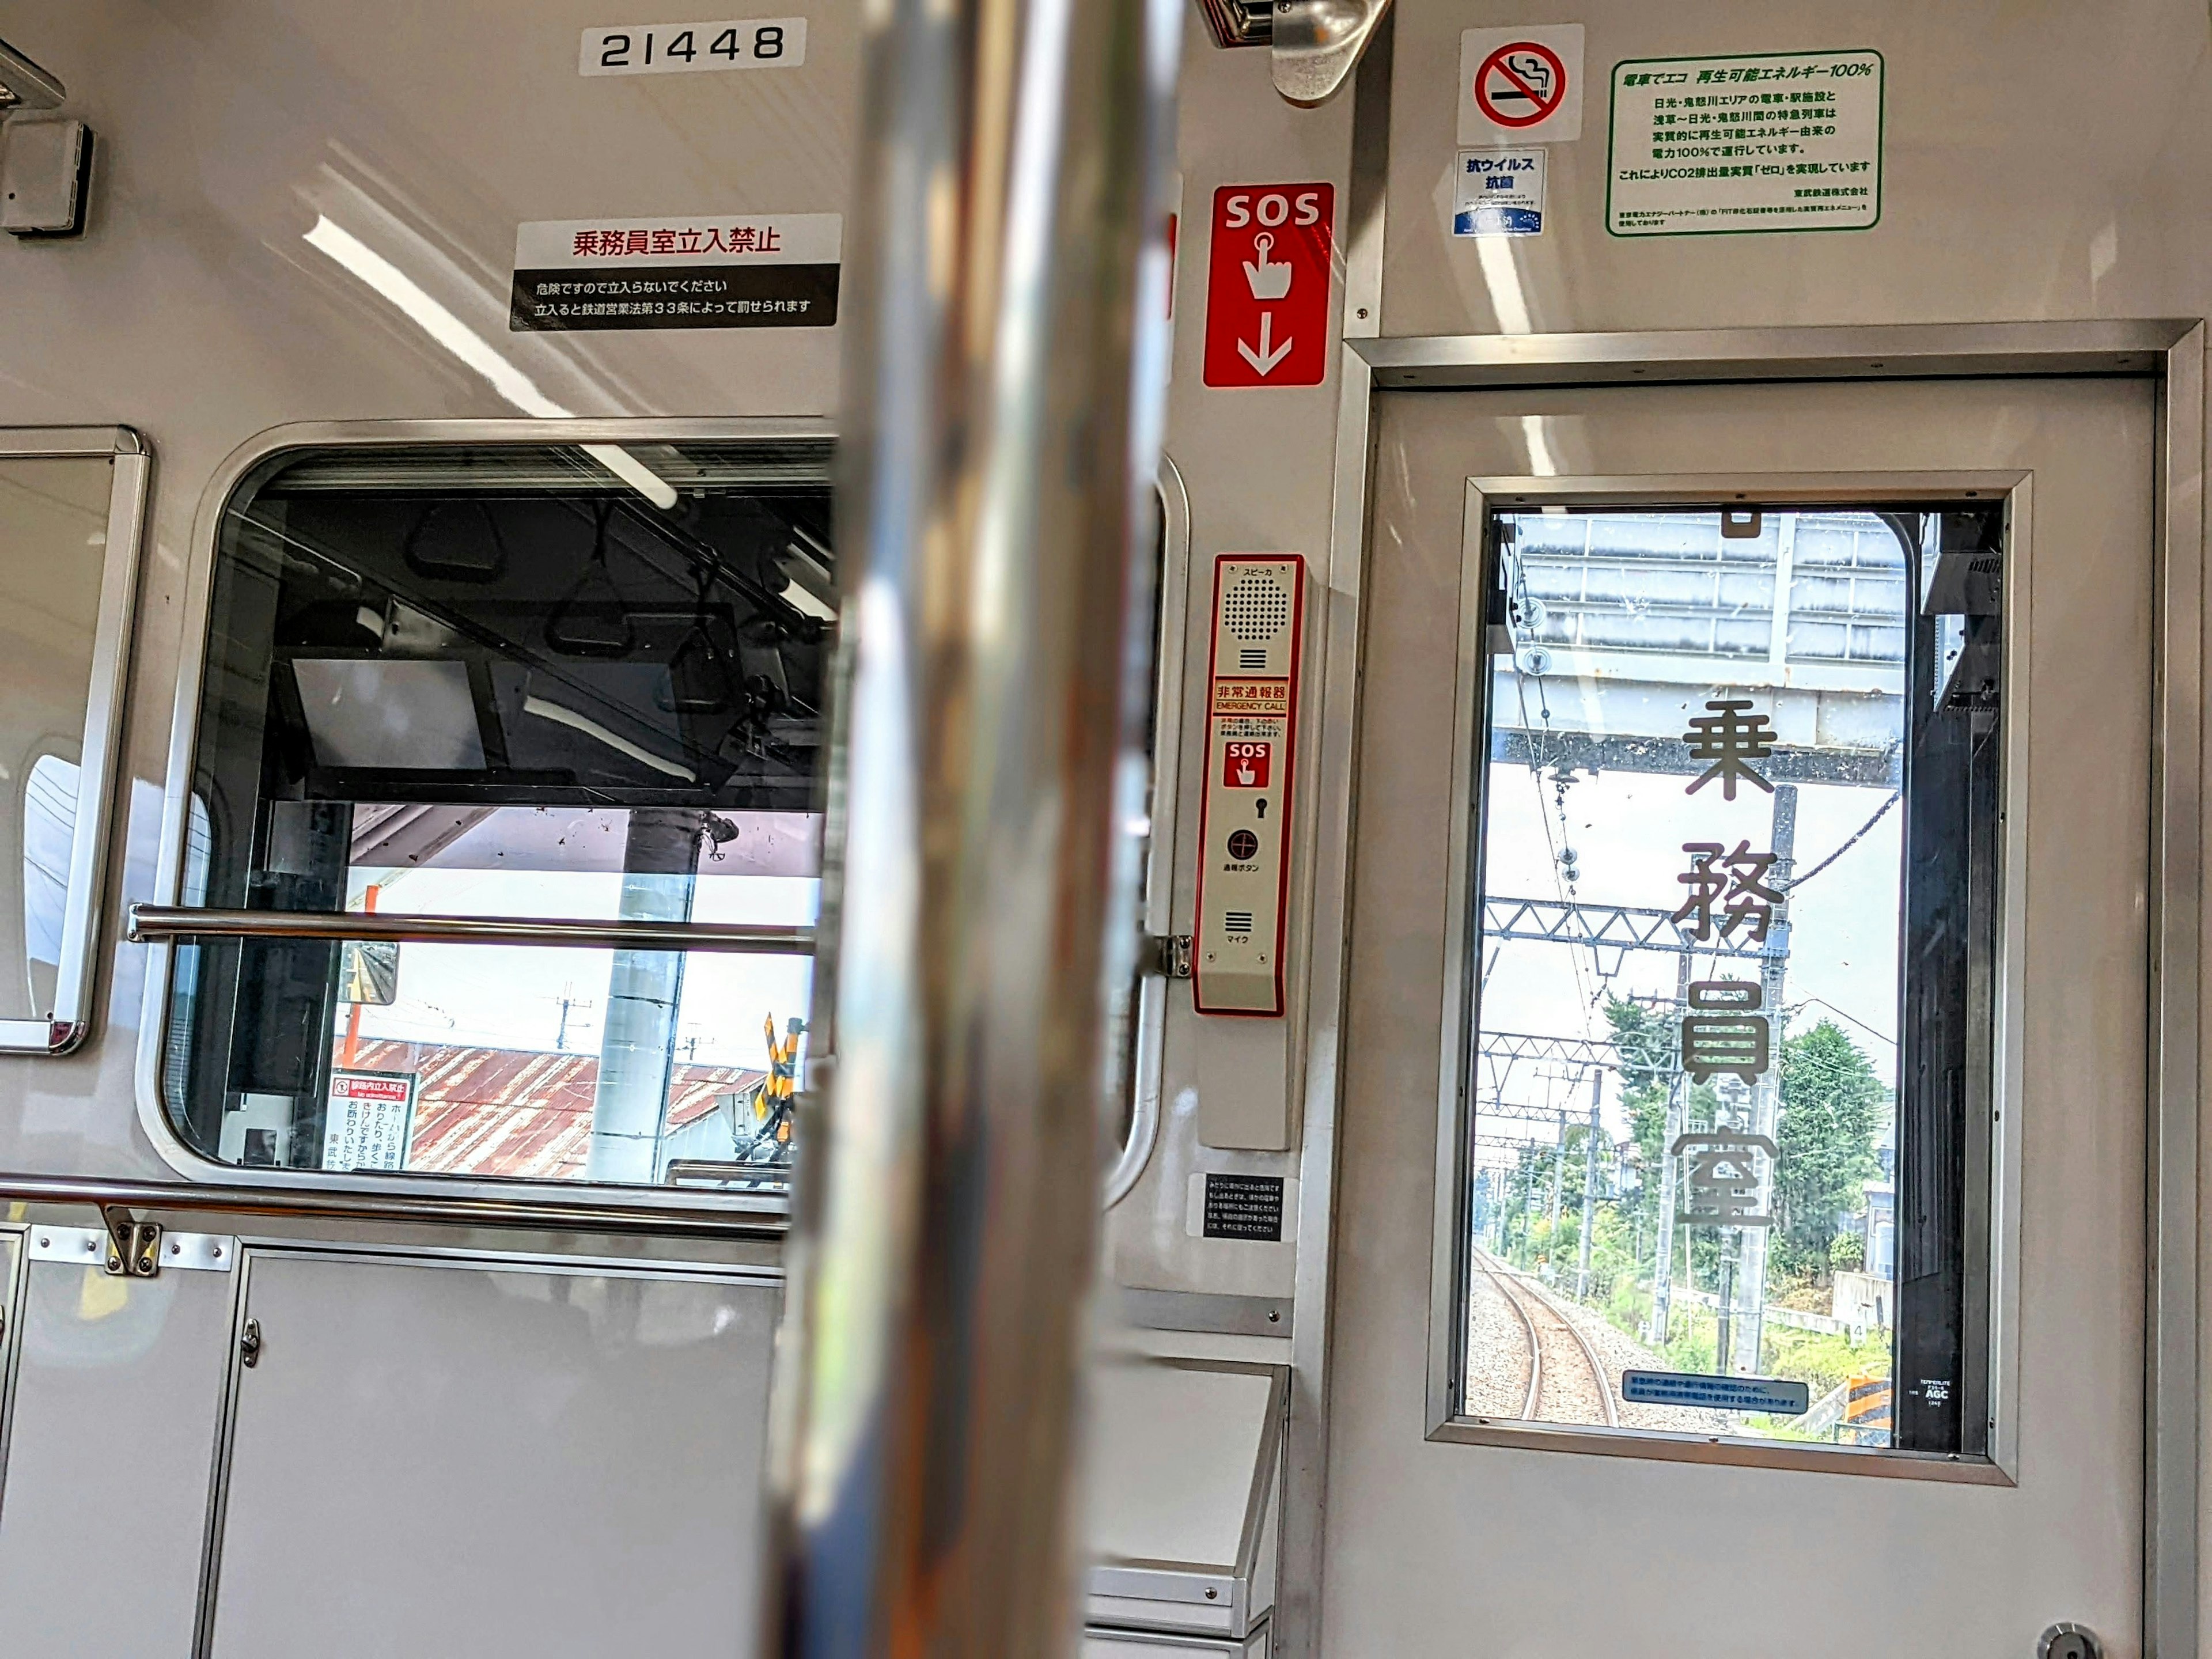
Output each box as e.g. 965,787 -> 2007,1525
1286,317 -> 2203,1659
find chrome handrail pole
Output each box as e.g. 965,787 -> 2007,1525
0,1172 -> 788,1238
126,904 -> 813,955
759,0 -> 1178,1650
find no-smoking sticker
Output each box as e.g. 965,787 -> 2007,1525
1460,22 -> 1584,146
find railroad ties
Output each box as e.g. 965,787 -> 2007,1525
1472,1249 -> 1620,1428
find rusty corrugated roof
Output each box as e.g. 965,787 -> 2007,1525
339,1039 -> 766,1180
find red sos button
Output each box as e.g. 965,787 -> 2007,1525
1222,741 -> 1272,788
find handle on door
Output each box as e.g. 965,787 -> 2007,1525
2038,1624 -> 2100,1659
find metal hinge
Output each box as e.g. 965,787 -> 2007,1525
102,1208 -> 162,1278
238,1319 -> 263,1369
1148,934 -> 1193,980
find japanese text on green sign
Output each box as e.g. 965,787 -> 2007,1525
1608,50 -> 1884,237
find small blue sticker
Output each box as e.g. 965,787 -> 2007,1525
1619,1369 -> 1811,1415
1453,149 -> 1546,238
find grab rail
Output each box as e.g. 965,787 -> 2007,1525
0,1171 -> 789,1241
127,904 -> 815,955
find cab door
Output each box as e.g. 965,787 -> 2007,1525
1323,376 -> 2153,1656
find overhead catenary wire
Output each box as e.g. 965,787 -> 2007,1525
1783,788 -> 1900,892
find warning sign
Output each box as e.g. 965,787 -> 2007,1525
324,1069 -> 418,1173
1459,24 -> 1584,146
1184,1172 -> 1300,1243
1202,184 -> 1334,389
510,213 -> 841,331
1608,50 -> 1884,237
1476,42 -> 1565,130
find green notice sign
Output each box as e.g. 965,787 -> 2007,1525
1607,50 -> 1884,237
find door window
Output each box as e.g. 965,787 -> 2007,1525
1458,502 -> 2000,1457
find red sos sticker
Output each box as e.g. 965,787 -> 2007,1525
1222,741 -> 1271,789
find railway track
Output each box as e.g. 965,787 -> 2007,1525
1474,1250 -> 1619,1428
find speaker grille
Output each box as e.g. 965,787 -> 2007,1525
1224,572 -> 1291,643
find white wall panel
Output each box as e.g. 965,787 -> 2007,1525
205,1249 -> 777,1658
0,1248 -> 237,1654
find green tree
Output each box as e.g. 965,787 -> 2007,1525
1601,996 -> 1673,1237
1772,1020 -> 1887,1280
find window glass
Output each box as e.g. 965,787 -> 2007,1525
0,454 -> 113,1025
1463,503 -> 1998,1457
166,442 -> 831,1191
21,753 -> 78,1012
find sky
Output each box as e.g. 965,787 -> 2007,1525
1474,746 -> 1903,1157
343,865 -> 819,1071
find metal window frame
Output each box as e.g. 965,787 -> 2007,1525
1285,318 -> 2203,1659
131,419 -> 1200,1230
1108,456 -> 1195,1210
1431,467 -> 2029,1486
131,416 -> 834,1223
0,426 -> 149,1054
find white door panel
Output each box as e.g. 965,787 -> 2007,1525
1324,378 -> 2152,1657
206,1250 -> 778,1658
0,1243 -> 237,1654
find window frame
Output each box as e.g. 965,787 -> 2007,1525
1105,456 -> 1194,1209
0,426 -> 150,1055
134,418 -> 1191,1224
133,418 -> 832,1222
1422,469 -> 2032,1484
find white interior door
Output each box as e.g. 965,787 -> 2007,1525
1322,377 -> 2153,1657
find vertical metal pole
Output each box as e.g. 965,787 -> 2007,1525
587,809 -> 700,1183
1646,951 -> 1692,1344
1715,1245 -> 1735,1374
1738,783 -> 1797,1369
1546,1119 -> 1564,1276
757,0 -> 1179,1653
1575,1074 -> 1599,1300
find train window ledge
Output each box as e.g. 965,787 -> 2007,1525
143,434 -> 1184,1209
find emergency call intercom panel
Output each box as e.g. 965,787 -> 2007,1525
1192,554 -> 1305,1016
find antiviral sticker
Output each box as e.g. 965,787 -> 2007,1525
1454,149 -> 1547,237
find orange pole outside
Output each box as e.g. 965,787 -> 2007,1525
340,884 -> 379,1068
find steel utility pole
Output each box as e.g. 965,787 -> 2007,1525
1737,783 -> 1797,1371
1645,950 -> 1693,1345
1547,1123 -> 1565,1277
1522,1147 -> 1541,1266
1575,1073 -> 1601,1300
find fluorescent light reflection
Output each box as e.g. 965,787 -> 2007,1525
304,214 -> 567,418
579,442 -> 679,510
1474,234 -> 1535,336
303,215 -> 679,512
